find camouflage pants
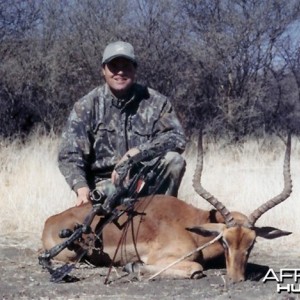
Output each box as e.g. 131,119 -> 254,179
95,151 -> 186,200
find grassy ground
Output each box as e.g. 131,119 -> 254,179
0,132 -> 299,251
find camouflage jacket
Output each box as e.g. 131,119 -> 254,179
58,83 -> 186,192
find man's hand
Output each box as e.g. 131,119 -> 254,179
76,187 -> 91,206
111,147 -> 140,185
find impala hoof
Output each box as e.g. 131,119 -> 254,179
123,261 -> 144,273
191,270 -> 205,279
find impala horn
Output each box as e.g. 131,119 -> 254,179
247,133 -> 292,227
193,131 -> 236,227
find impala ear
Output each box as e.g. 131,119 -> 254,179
186,223 -> 226,237
255,226 -> 292,239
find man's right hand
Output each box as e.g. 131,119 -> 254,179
76,187 -> 91,206
112,147 -> 140,185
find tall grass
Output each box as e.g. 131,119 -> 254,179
0,133 -> 75,247
0,132 -> 299,251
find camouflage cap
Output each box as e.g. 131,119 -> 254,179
102,41 -> 137,65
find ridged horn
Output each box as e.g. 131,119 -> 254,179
192,131 -> 236,227
247,133 -> 292,227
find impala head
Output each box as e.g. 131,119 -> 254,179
190,132 -> 293,282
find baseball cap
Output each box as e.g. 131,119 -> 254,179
102,41 -> 137,65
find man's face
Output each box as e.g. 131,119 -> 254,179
102,57 -> 136,98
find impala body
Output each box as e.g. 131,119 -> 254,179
42,134 -> 292,282
43,195 -> 242,278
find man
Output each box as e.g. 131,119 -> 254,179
58,41 -> 186,208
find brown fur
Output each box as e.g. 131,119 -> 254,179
42,195 -> 235,278
42,194 -> 290,282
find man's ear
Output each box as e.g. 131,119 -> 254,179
186,223 -> 226,237
255,226 -> 292,239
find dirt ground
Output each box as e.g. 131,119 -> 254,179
1,233 -> 300,300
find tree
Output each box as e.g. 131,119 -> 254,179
1,0 -> 300,140
178,0 -> 300,139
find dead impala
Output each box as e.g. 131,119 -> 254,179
41,133 -> 292,282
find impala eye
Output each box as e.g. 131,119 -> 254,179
221,238 -> 229,249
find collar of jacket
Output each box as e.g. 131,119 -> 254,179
105,83 -> 140,112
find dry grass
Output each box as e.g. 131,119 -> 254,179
0,132 -> 299,251
0,133 -> 74,242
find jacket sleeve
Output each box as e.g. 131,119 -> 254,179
138,98 -> 186,154
58,100 -> 92,192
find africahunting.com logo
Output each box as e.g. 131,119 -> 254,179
263,268 -> 300,294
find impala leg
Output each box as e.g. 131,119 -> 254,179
137,258 -> 204,279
